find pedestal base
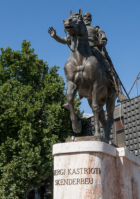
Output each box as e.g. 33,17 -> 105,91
53,141 -> 140,199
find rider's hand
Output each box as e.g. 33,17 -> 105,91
48,27 -> 56,38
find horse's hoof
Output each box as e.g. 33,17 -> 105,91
93,135 -> 102,141
105,133 -> 111,141
62,102 -> 70,110
105,135 -> 111,141
72,121 -> 82,133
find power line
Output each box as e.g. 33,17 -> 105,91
128,72 -> 140,96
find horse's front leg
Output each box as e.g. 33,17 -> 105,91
66,80 -> 82,133
91,81 -> 101,139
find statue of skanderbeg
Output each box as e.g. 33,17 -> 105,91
48,8 -> 130,138
48,11 -> 128,110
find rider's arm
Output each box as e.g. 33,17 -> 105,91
48,27 -> 71,45
53,35 -> 71,45
97,28 -> 108,46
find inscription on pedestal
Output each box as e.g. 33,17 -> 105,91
54,168 -> 101,186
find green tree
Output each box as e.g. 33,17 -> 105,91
0,40 -> 83,198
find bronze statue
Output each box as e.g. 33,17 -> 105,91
48,9 -> 127,140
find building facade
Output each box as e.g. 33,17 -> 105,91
82,95 -> 140,158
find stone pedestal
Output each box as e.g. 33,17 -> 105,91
53,141 -> 140,199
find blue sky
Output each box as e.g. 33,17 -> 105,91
0,0 -> 140,114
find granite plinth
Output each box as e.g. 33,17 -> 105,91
53,141 -> 140,199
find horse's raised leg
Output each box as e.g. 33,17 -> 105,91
105,95 -> 116,140
66,80 -> 82,133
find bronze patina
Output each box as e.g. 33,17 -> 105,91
48,9 -> 128,140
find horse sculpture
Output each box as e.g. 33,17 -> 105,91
48,8 -> 117,140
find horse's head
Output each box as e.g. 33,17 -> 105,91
63,8 -> 87,37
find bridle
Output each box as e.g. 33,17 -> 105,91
64,28 -> 99,52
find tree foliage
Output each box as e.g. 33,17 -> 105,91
0,40 -> 83,198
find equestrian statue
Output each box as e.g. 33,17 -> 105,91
48,8 -> 129,140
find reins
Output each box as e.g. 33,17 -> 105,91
64,29 -> 73,51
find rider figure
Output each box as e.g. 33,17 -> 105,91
83,12 -> 128,103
